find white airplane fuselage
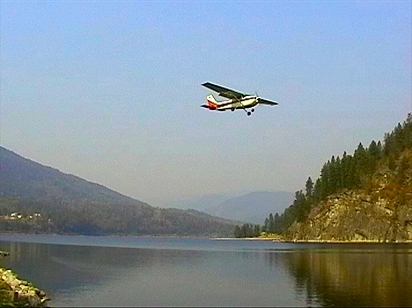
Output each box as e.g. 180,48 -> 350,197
207,95 -> 258,111
220,97 -> 257,110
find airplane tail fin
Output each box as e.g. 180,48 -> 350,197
201,94 -> 218,110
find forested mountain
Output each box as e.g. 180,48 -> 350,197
261,114 -> 412,242
0,146 -> 144,203
0,147 -> 237,236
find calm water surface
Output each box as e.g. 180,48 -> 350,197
0,234 -> 411,307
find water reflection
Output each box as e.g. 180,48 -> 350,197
1,242 -> 206,298
1,239 -> 411,307
0,241 -> 300,306
268,245 -> 412,307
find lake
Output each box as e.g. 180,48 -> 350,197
0,234 -> 411,307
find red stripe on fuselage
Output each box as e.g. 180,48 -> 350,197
207,100 -> 218,110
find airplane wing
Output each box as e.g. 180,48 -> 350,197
202,82 -> 246,100
258,98 -> 278,106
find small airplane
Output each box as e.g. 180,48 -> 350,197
201,82 -> 278,116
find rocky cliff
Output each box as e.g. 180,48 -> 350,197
286,149 -> 412,242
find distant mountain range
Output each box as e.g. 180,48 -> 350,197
203,191 -> 294,224
0,146 -> 238,236
154,191 -> 294,224
159,193 -> 233,212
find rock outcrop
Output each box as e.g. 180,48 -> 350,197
0,268 -> 49,307
286,159 -> 412,242
0,251 -> 10,257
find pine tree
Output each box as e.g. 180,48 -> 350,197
253,224 -> 261,237
347,154 -> 359,188
274,213 -> 280,233
234,225 -> 242,238
268,213 -> 275,233
263,217 -> 269,232
404,113 -> 412,149
329,156 -> 338,193
365,140 -> 380,174
320,161 -> 331,198
368,140 -> 381,158
305,177 -> 314,197
341,151 -> 349,188
313,178 -> 322,201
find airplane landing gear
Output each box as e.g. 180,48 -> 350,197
247,111 -> 252,116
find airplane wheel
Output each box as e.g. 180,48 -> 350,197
231,108 -> 235,112
251,108 -> 255,112
247,112 -> 252,116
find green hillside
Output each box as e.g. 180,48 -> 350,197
0,147 -> 237,237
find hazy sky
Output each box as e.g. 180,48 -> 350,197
1,1 -> 411,207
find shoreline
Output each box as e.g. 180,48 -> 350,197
279,239 -> 412,244
1,232 -> 412,244
212,237 -> 278,241
213,237 -> 412,244
0,231 -> 221,238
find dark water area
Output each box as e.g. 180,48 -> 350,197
0,234 -> 411,307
